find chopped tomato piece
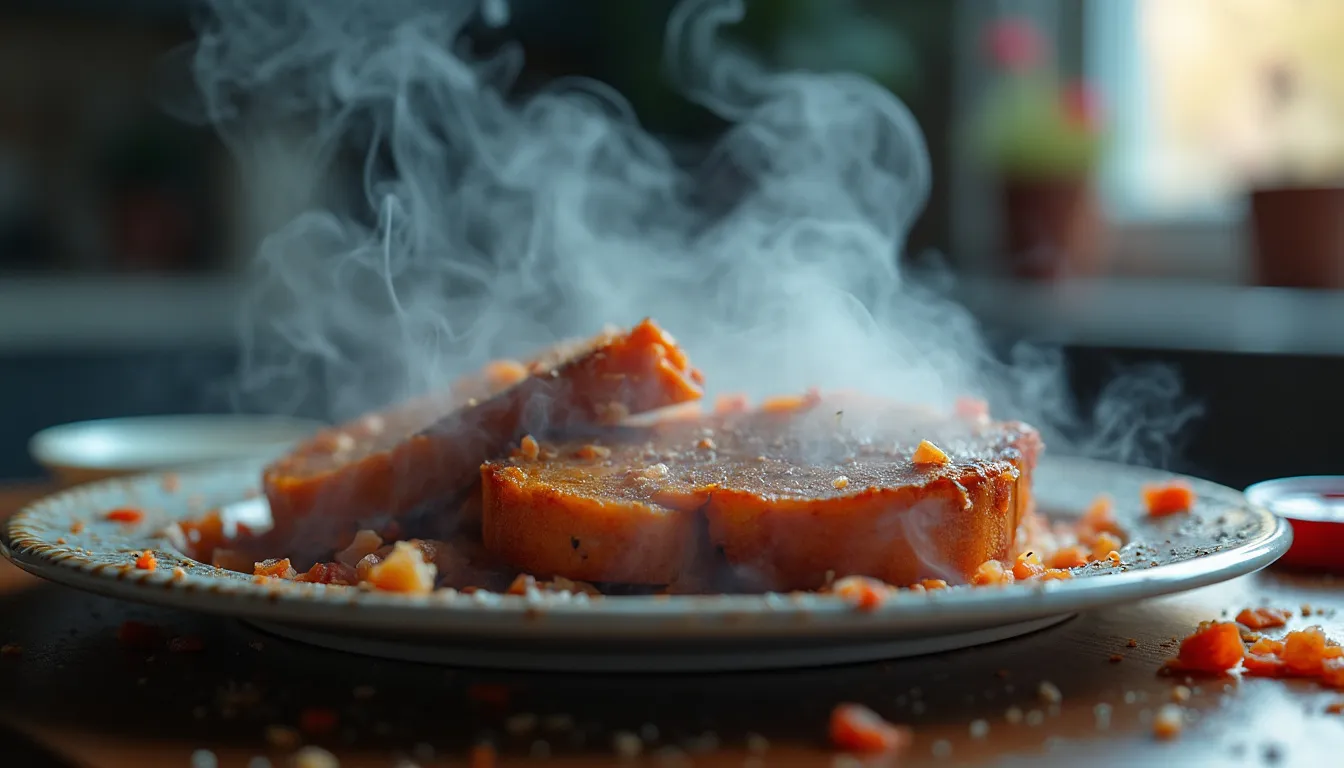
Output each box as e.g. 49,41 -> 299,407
1236,607 -> 1292,631
1012,551 -> 1045,580
1282,626 -> 1331,676
134,551 -> 157,570
1090,532 -> 1122,562
918,579 -> 948,590
1249,637 -> 1285,656
829,703 -> 912,754
253,558 -> 297,579
970,560 -> 1014,587
1143,482 -> 1196,517
1241,653 -> 1286,677
832,576 -> 891,612
105,508 -> 145,524
911,439 -> 950,466
1322,660 -> 1344,689
1048,546 -> 1088,569
294,562 -> 359,585
1079,494 -> 1121,537
1170,621 -> 1244,673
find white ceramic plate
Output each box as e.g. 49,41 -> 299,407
29,414 -> 324,484
1,456 -> 1289,672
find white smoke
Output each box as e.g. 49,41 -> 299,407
169,0 -> 1194,466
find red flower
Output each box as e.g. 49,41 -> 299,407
1061,80 -> 1103,131
984,19 -> 1044,72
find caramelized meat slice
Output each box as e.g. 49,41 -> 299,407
480,396 -> 1041,590
260,319 -> 704,558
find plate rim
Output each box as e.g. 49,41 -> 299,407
1,455 -> 1293,640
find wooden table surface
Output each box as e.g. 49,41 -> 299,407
3,484 -> 1343,767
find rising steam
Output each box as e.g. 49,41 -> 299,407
171,0 -> 1195,466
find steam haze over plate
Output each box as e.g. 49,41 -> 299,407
171,0 -> 1197,466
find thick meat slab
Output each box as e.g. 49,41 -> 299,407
260,319 -> 704,556
480,396 -> 1041,589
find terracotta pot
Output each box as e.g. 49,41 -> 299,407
1250,186 -> 1344,289
999,177 -> 1102,280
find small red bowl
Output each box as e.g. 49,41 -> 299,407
1245,476 -> 1344,572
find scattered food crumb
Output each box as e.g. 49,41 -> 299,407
105,507 -> 145,524
1153,704 -> 1183,740
832,476 -> 849,490
1109,654 -> 1124,663
1037,681 -> 1062,704
1142,482 -> 1196,517
1327,701 -> 1344,715
1235,607 -> 1292,630
912,439 -> 950,466
134,550 -> 157,570
1127,638 -> 1139,648
1166,621 -> 1244,673
829,703 -> 912,754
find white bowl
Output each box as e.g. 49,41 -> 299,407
28,414 -> 324,485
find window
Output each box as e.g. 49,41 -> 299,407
1088,0 -> 1344,223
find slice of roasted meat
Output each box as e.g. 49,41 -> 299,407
480,395 -> 1041,590
256,319 -> 704,563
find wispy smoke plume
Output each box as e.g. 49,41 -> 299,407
170,0 -> 1195,466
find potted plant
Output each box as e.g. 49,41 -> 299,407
972,19 -> 1107,280
1245,62 -> 1344,289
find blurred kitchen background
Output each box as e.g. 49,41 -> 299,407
2,0 -> 1341,487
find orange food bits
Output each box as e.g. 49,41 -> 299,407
105,508 -> 145,524
1011,551 -> 1045,580
1153,703 -> 1183,740
364,541 -> 437,594
483,359 -> 529,390
1249,637 -> 1285,656
970,560 -> 1014,587
1282,626 -> 1331,676
911,439 -> 950,466
576,444 -> 612,460
954,396 -> 989,422
134,551 -> 157,570
1171,621 -> 1244,673
1143,482 -> 1196,517
1326,700 -> 1344,715
517,434 -> 540,461
1241,653 -> 1286,677
1049,546 -> 1088,570
335,530 -> 384,568
1091,532 -> 1122,562
1036,569 -> 1074,581
1079,494 -> 1121,537
832,576 -> 891,612
829,703 -> 912,754
69,520 -> 85,534
1236,607 -> 1292,631
253,558 -> 297,579
918,579 -> 949,590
